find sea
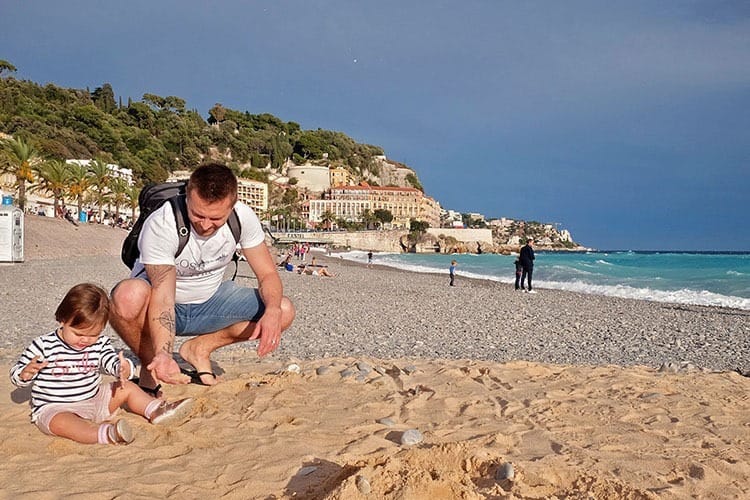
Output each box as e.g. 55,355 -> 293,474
336,250 -> 750,310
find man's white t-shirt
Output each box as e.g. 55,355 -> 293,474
131,201 -> 265,304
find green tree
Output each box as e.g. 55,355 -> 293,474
87,157 -> 112,221
31,158 -> 71,216
319,210 -> 335,230
0,59 -> 17,77
0,136 -> 44,210
67,161 -> 92,214
91,83 -> 116,113
361,208 -> 378,230
374,209 -> 393,228
109,177 -> 129,223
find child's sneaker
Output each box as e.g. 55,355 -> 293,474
149,398 -> 194,425
108,419 -> 134,445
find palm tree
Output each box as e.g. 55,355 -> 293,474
320,210 -> 335,230
124,183 -> 141,221
0,136 -> 43,210
67,162 -> 92,215
109,177 -> 129,224
87,157 -> 112,222
31,159 -> 71,217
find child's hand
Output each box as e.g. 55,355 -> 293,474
118,351 -> 130,386
20,356 -> 48,381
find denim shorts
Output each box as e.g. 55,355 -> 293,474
175,281 -> 265,335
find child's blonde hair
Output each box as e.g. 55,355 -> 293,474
54,283 -> 110,328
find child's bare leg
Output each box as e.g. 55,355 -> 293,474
109,380 -> 157,417
47,412 -> 100,444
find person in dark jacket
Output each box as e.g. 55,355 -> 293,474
519,238 -> 535,292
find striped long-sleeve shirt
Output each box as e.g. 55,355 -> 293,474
9,330 -> 134,422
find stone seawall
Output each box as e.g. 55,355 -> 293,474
278,228 -> 493,253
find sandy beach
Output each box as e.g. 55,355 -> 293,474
1,216 -> 748,499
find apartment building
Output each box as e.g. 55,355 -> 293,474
309,183 -> 439,229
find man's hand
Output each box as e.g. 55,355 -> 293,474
251,306 -> 283,357
146,351 -> 190,385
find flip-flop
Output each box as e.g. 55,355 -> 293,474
180,367 -> 217,386
131,377 -> 162,397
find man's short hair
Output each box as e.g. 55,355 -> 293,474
187,163 -> 238,203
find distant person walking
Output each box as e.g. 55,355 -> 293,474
520,238 -> 536,293
367,251 -> 373,268
449,260 -> 457,286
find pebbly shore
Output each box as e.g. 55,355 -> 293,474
1,216 -> 748,371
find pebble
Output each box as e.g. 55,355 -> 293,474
403,365 -> 417,375
495,462 -> 514,481
355,475 -> 371,494
400,429 -> 423,445
377,417 -> 396,427
316,366 -> 330,376
340,368 -> 356,378
356,361 -> 372,374
286,363 -> 301,374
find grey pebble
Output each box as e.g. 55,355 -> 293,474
402,365 -> 417,375
340,368 -> 356,378
316,366 -> 331,376
356,361 -> 372,374
400,429 -> 423,445
495,462 -> 514,481
356,475 -> 371,494
377,417 -> 396,427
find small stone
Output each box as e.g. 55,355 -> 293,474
374,365 -> 386,375
495,462 -> 514,481
286,363 -> 301,374
316,366 -> 330,376
369,375 -> 386,386
340,368 -> 356,378
356,372 -> 368,382
356,475 -> 371,494
377,417 -> 396,427
403,365 -> 417,375
400,429 -> 423,445
356,361 -> 372,374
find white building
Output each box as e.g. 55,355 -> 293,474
286,164 -> 330,192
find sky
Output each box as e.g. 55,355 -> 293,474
1,0 -> 749,250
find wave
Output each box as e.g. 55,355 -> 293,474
337,251 -> 750,310
595,259 -> 613,266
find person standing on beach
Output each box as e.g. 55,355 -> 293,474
520,238 -> 536,293
449,260 -> 457,286
109,163 -> 296,394
514,257 -> 523,290
367,251 -> 373,268
10,283 -> 194,445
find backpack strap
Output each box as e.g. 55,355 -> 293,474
169,194 -> 191,258
227,208 -> 242,280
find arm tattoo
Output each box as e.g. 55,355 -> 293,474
155,310 -> 176,354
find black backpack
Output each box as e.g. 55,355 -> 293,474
121,181 -> 242,273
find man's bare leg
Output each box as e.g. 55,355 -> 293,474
109,279 -> 159,388
178,297 -> 295,385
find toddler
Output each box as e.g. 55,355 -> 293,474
10,283 -> 193,445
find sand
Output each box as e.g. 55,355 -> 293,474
1,216 -> 748,499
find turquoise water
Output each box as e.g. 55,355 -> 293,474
338,250 -> 750,310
